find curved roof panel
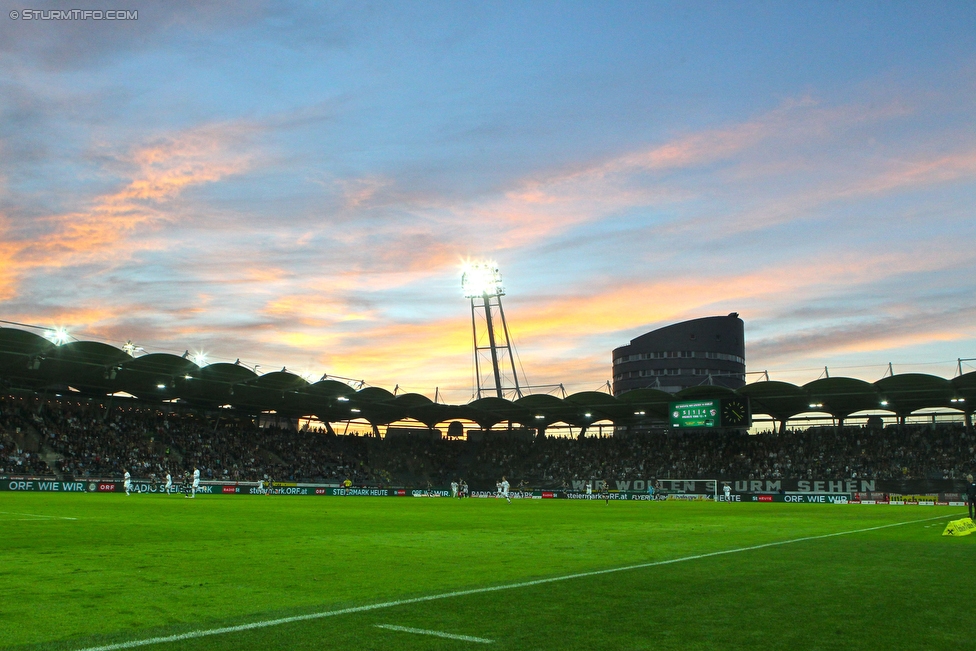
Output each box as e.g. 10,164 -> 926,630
406,403 -> 462,428
115,353 -> 197,401
675,385 -> 736,400
182,363 -> 256,406
0,328 -> 54,387
394,392 -> 434,408
951,371 -> 976,403
803,377 -> 878,418
614,388 -> 674,420
564,391 -> 630,423
195,363 -> 257,384
392,393 -> 437,426
0,328 -> 54,356
354,387 -> 397,403
121,353 -> 196,376
234,371 -> 310,413
738,381 -> 808,420
250,371 -> 309,392
515,393 -> 575,426
307,380 -> 357,398
875,373 -> 954,414
52,341 -> 130,367
465,397 -> 520,428
44,341 -> 131,392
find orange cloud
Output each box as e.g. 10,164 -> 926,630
0,239 -> 20,301
1,121 -> 254,299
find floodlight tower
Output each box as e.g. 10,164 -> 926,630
462,261 -> 523,400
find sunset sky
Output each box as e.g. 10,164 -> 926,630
1,2 -> 975,403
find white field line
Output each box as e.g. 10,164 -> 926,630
0,511 -> 77,520
72,512 -> 958,651
375,624 -> 494,643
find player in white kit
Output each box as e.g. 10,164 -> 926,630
164,472 -> 173,495
123,470 -> 131,496
191,467 -> 200,498
501,477 -> 511,504
723,483 -> 732,501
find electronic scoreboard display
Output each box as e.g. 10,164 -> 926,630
669,397 -> 751,429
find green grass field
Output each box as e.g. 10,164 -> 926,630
0,493 -> 971,650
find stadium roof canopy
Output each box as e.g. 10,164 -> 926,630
0,327 -> 972,429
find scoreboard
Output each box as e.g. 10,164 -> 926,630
669,396 -> 751,429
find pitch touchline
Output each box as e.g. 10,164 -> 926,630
72,512 -> 958,651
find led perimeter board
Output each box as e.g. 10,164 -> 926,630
669,397 -> 751,429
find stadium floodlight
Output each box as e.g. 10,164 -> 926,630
809,402 -> 823,409
535,414 -> 545,419
350,408 -> 361,413
880,400 -> 889,406
337,396 -> 349,402
461,260 -> 504,298
584,412 -> 592,418
462,259 -> 523,401
46,327 -> 70,346
192,352 -> 208,367
156,383 -> 167,389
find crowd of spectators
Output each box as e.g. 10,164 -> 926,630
0,398 -> 49,475
1,393 -> 972,487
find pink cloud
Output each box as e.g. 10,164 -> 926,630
0,121 -> 255,300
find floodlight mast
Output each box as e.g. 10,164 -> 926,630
462,262 -> 523,400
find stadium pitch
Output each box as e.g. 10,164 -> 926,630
0,494 -> 971,650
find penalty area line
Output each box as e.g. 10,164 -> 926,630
71,512 -> 959,651
375,624 -> 493,643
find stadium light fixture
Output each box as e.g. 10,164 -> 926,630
535,414 -> 545,419
461,260 -> 504,298
337,396 -> 349,402
156,383 -> 167,389
350,408 -> 361,413
880,400 -> 889,406
809,403 -> 823,409
46,327 -> 70,346
634,411 -> 645,416
192,352 -> 208,367
584,412 -> 592,418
